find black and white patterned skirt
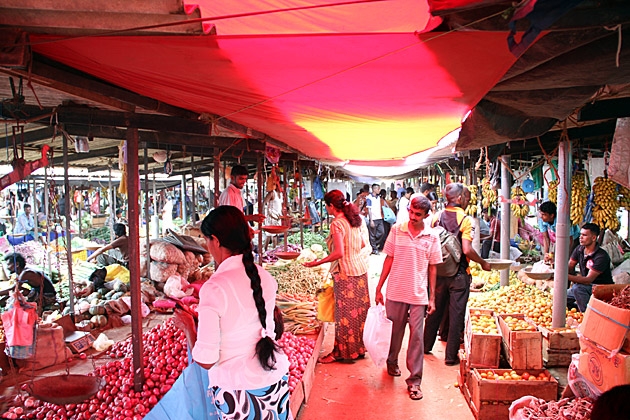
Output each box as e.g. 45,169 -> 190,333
210,374 -> 292,420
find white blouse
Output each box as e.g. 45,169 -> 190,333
192,255 -> 289,390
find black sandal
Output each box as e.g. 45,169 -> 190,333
318,353 -> 342,364
408,385 -> 423,400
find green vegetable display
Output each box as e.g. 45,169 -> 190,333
287,231 -> 328,252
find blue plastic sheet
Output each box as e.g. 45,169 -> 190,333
144,350 -> 218,420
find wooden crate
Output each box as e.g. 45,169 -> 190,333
459,369 -> 511,420
92,215 -> 108,228
289,324 -> 325,416
498,314 -> 543,370
301,324 -> 326,402
465,308 -> 501,368
543,346 -> 574,367
468,369 -> 558,420
538,326 -> 579,351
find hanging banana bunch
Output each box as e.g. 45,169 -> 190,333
465,184 -> 479,216
592,177 -> 620,231
481,178 -> 497,209
548,180 -> 559,204
618,184 -> 630,211
570,173 -> 588,225
511,186 -> 529,218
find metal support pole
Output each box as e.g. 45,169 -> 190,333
77,188 -> 82,238
31,178 -> 38,242
126,128 -> 144,391
298,161 -> 304,249
44,168 -> 51,276
109,166 -> 114,241
257,156 -> 264,263
213,151 -> 220,208
191,155 -> 196,222
552,139 -> 571,328
283,164 -> 289,251
152,170 -> 159,238
144,143 -> 151,280
181,174 -> 187,223
500,155 -> 511,287
62,129 -> 75,319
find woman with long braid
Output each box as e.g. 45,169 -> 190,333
193,206 -> 291,420
303,190 -> 370,363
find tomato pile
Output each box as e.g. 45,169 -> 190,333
277,332 -> 315,393
469,313 -> 499,334
1,319 -> 188,420
502,316 -> 538,332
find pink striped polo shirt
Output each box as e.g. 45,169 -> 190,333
383,221 -> 442,305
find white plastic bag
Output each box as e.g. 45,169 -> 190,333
362,304 -> 393,367
92,333 -> 115,351
163,274 -> 193,299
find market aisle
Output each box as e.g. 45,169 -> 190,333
298,254 -> 474,420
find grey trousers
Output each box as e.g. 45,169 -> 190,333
386,299 -> 426,386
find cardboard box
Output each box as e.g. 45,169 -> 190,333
578,337 -> 630,392
64,331 -> 95,353
578,284 -> 630,353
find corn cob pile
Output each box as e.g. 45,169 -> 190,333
276,292 -> 320,334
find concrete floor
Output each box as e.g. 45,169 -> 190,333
297,253 -> 475,420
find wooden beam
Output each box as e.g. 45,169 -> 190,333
0,125 -> 55,146
51,145 -> 119,165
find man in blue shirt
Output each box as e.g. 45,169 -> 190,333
538,201 -> 579,256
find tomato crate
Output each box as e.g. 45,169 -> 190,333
465,308 -> 501,368
467,369 -> 558,420
497,314 -> 543,370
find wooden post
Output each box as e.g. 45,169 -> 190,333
78,188 -> 82,238
257,156 -> 264,263
44,167 -> 51,277
144,143 -> 151,281
126,128 -> 144,391
62,128 -> 75,319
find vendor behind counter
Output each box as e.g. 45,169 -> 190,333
1,252 -> 57,310
86,223 -> 129,267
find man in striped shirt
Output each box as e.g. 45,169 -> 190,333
375,194 -> 442,401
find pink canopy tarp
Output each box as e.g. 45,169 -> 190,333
31,0 -> 519,174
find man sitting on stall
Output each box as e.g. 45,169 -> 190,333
2,253 -> 57,309
8,203 -> 36,245
539,201 -> 579,259
567,223 -> 613,312
86,223 -> 129,267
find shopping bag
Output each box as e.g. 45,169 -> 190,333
362,304 -> 393,367
382,206 -> 396,224
1,290 -> 37,347
316,286 -> 335,322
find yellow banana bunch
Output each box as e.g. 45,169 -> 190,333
511,186 -> 529,218
481,178 -> 497,208
570,173 -> 588,225
548,180 -> 559,204
618,185 -> 630,211
592,177 -> 620,231
465,184 -> 479,216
